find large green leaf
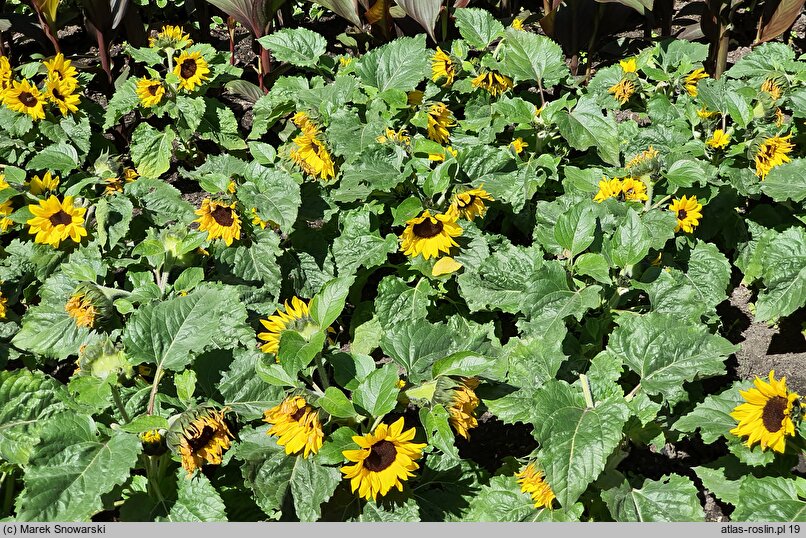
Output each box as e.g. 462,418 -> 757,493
130,123 -> 176,179
356,35 -> 429,92
602,474 -> 705,521
219,347 -> 284,420
499,29 -> 569,87
16,414 -> 141,521
453,7 -> 505,50
309,275 -> 354,329
380,319 -> 456,382
352,363 -> 399,418
762,159 -> 806,203
239,164 -> 301,234
556,97 -> 620,165
754,227 -> 806,323
165,472 -> 228,521
672,381 -> 746,444
554,200 -> 596,257
27,142 -> 80,173
216,229 -> 282,286
373,276 -> 435,327
733,477 -> 806,522
258,28 -> 327,68
333,207 -> 397,276
289,455 -> 342,521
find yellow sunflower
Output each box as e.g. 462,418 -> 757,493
400,210 -> 462,260
65,292 -> 97,328
510,137 -> 528,155
170,408 -> 233,476
26,195 -> 87,248
755,134 -> 794,180
173,51 -> 210,92
448,378 -> 480,439
289,116 -> 335,181
761,78 -> 782,101
45,76 -> 80,116
730,371 -> 800,453
620,58 -> 637,73
194,198 -> 241,246
593,177 -> 622,203
448,187 -> 494,221
516,463 -> 556,509
0,56 -> 12,101
426,103 -> 455,145
257,297 -> 312,355
697,107 -> 717,119
136,77 -> 165,108
0,200 -> 13,232
341,417 -> 427,502
263,395 -> 324,458
608,79 -> 635,104
471,70 -> 513,97
27,170 -> 60,195
43,54 -> 78,89
0,292 -> 7,319
706,129 -> 730,149
620,176 -> 648,202
431,47 -> 456,87
684,68 -> 708,97
150,24 -> 193,48
668,195 -> 703,233
4,79 -> 46,120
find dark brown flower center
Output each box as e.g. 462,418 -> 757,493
52,88 -> 64,101
291,406 -> 307,422
180,59 -> 197,79
210,205 -> 234,226
148,83 -> 160,96
188,425 -> 216,451
762,395 -> 788,433
457,194 -> 475,209
49,210 -> 72,226
412,217 -> 443,238
677,209 -> 687,220
19,91 -> 38,107
363,440 -> 397,472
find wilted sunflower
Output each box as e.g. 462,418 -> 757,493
4,79 -> 45,120
730,371 -> 800,454
668,195 -> 703,233
45,76 -> 80,116
755,134 -> 794,180
194,198 -> 241,246
775,108 -> 785,128
761,78 -> 782,101
263,395 -> 323,458
27,195 -> 87,248
257,297 -> 312,356
168,407 -> 234,476
173,51 -> 210,92
471,70 -> 513,97
620,58 -> 637,73
431,47 -> 456,87
136,77 -> 165,108
65,292 -> 97,328
27,171 -> 59,195
426,103 -> 455,145
341,417 -> 427,502
516,463 -> 556,509
400,210 -> 462,260
593,177 -> 622,203
0,200 -> 13,232
684,68 -> 708,97
289,114 -> 335,180
620,177 -> 648,202
706,129 -> 730,149
448,378 -> 480,439
448,187 -> 494,221
43,53 -> 78,89
510,137 -> 528,155
608,79 -> 635,105
150,24 -> 192,48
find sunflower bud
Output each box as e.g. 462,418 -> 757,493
625,146 -> 660,179
140,429 -> 167,456
75,338 -> 133,384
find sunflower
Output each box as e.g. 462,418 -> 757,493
45,76 -> 80,116
761,78 -> 782,101
731,371 -> 800,453
289,113 -> 336,181
471,70 -> 513,97
194,198 -> 241,246
27,195 -> 87,248
136,77 -> 165,108
620,176 -> 648,202
0,292 -> 7,319
668,195 -> 703,233
341,417 -> 427,501
169,408 -> 234,476
684,68 -> 708,97
150,24 -> 193,48
626,146 -> 659,169
173,51 -> 210,92
27,171 -> 60,196
755,134 -> 794,180
516,463 -> 556,509
697,107 -> 717,119
0,56 -> 12,101
448,187 -> 494,221
448,378 -> 480,439
431,47 -> 456,87
140,430 -> 167,456
706,129 -> 730,149
376,127 -> 410,146
593,177 -> 622,203
608,79 -> 635,104
263,395 -> 324,458
426,103 -> 455,145
43,54 -> 78,89
400,210 -> 462,260
4,79 -> 46,120
0,200 -> 13,232
65,292 -> 97,328
428,146 -> 457,162
510,137 -> 528,155
620,58 -> 637,73
257,297 -> 313,355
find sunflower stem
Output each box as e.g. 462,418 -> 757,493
145,455 -> 169,513
147,364 -> 164,415
651,195 -> 672,211
369,415 -> 383,433
580,374 -> 594,409
625,383 -> 641,402
112,385 -> 131,423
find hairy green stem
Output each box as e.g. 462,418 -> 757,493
147,364 -> 164,415
314,354 -> 330,390
112,386 -> 131,423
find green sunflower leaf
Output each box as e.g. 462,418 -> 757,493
606,208 -> 651,268
733,476 -> 806,521
165,472 -> 228,522
258,28 -> 327,69
420,405 -> 459,460
499,29 -> 569,87
95,196 -> 134,250
672,381 -> 746,443
333,207 -> 397,276
453,8 -> 505,50
216,229 -> 282,287
466,475 -> 584,521
356,35 -> 428,93
352,363 -> 399,418
289,456 -> 342,522
318,386 -> 358,419
219,348 -> 284,421
381,320 -> 456,382
125,178 -> 196,226
762,159 -> 806,203
601,474 -> 705,521
309,275 -> 354,329
374,276 -> 435,327
554,200 -> 597,257
15,414 -> 141,521
555,97 -> 620,166
130,123 -> 176,179
27,142 -> 80,173
602,312 -> 737,404
752,227 -> 806,323
239,164 -> 301,235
